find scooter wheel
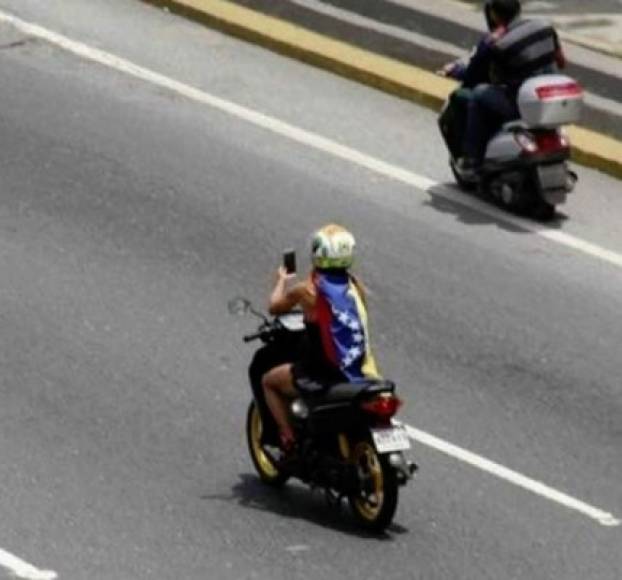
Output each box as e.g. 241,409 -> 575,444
532,201 -> 556,222
246,401 -> 289,487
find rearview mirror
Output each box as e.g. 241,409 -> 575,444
227,297 -> 252,316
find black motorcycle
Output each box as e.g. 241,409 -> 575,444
230,298 -> 416,532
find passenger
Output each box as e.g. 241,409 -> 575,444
261,224 -> 380,451
440,0 -> 566,171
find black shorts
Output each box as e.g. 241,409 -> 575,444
291,359 -> 347,396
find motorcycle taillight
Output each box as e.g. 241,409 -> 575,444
517,131 -> 568,156
515,132 -> 538,154
536,83 -> 583,100
361,395 -> 403,420
535,131 -> 567,154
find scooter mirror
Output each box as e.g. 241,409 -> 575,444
227,297 -> 252,316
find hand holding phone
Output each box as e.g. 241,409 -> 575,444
283,249 -> 297,275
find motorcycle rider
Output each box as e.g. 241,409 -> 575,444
262,224 -> 381,451
440,0 -> 566,172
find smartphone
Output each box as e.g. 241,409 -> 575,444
283,249 -> 297,274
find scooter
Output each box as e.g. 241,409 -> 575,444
439,75 -> 584,220
229,297 -> 416,532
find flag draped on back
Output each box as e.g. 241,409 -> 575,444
314,271 -> 380,383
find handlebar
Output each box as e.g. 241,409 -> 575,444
241,311 -> 304,344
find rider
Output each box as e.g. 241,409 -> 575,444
262,224 -> 381,450
440,0 -> 566,171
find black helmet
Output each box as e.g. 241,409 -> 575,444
485,0 -> 521,30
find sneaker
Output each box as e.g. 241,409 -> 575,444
456,157 -> 479,173
279,430 -> 296,454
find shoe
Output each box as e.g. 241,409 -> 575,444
455,157 -> 479,174
276,432 -> 298,472
279,430 -> 296,454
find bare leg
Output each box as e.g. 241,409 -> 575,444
262,364 -> 297,445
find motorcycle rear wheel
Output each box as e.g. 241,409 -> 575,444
532,200 -> 556,222
246,401 -> 289,487
348,438 -> 398,532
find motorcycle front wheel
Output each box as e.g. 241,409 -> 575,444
246,401 -> 289,487
348,438 -> 399,532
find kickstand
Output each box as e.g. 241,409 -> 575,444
324,488 -> 344,510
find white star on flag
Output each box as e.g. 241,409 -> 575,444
348,346 -> 362,359
342,346 -> 363,368
338,313 -> 350,325
332,307 -> 350,324
342,356 -> 353,368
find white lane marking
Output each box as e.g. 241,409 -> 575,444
0,8 -> 619,532
0,548 -> 57,580
1,10 -> 622,271
397,422 -> 621,527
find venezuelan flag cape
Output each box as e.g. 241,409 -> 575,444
314,272 -> 381,383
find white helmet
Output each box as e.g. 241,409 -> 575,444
311,224 -> 355,270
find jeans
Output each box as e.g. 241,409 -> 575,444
463,84 -> 519,162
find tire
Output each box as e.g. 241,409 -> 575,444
246,401 -> 289,487
532,200 -> 556,222
348,438 -> 399,532
527,171 -> 557,221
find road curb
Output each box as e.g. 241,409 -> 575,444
561,30 -> 622,60
144,0 -> 622,180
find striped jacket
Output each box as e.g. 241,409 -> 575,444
490,17 -> 565,88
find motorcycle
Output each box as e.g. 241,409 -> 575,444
439,74 -> 584,220
229,297 -> 417,532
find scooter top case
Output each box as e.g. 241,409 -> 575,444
518,75 -> 584,128
484,75 -> 584,163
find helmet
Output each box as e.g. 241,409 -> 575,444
311,224 -> 355,270
485,0 -> 521,30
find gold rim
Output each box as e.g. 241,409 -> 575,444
351,441 -> 384,521
250,405 -> 279,479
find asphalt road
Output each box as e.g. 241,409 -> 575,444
0,1 -> 621,579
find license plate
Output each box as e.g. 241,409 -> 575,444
371,427 -> 411,453
537,163 -> 566,190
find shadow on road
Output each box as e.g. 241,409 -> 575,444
201,473 -> 410,540
424,183 -> 569,231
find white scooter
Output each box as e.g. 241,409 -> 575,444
440,75 -> 584,220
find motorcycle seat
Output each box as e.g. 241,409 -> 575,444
299,379 -> 395,405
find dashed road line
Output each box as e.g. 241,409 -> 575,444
0,547 -> 57,580
399,422 -> 620,528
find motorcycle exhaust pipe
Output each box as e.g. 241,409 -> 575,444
388,452 -> 418,483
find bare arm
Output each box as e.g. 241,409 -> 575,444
268,267 -> 304,315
